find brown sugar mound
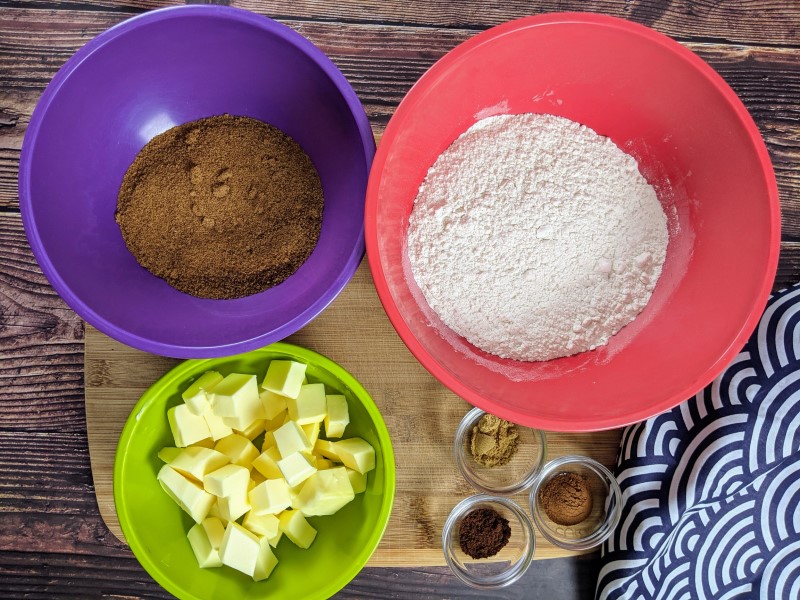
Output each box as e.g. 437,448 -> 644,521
469,413 -> 519,467
115,114 -> 323,299
538,471 -> 593,526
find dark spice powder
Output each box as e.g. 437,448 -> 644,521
116,114 -> 323,299
539,471 -> 593,526
458,507 -> 511,559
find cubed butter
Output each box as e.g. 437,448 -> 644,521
263,361 -> 307,399
251,446 -> 283,480
346,468 -> 367,494
234,419 -> 266,441
169,447 -> 229,483
203,410 -> 233,441
202,517 -> 226,551
324,394 -> 350,438
249,478 -> 291,515
273,421 -> 311,458
316,457 -> 335,470
215,434 -> 260,468
182,370 -> 224,415
296,467 -> 355,516
301,421 -> 321,447
157,465 -> 215,523
157,447 -> 181,463
187,521 -> 223,568
250,469 -> 266,486
262,430 -> 276,452
194,438 -> 215,449
264,411 -> 288,433
168,404 -> 212,448
243,511 -> 280,538
278,509 -> 317,549
286,383 -> 327,425
218,490 -> 250,522
253,537 -> 279,581
314,439 -> 341,462
259,389 -> 288,420
220,522 -> 260,577
203,464 -> 250,497
210,374 -> 260,416
266,530 -> 283,548
334,438 -> 376,474
277,452 -> 317,488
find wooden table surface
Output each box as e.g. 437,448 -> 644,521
1,1 -> 798,598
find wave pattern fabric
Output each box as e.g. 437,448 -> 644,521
597,285 -> 800,600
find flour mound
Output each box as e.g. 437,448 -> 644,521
406,113 -> 668,362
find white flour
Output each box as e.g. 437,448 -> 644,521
407,113 -> 668,362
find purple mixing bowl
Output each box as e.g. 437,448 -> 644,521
19,5 -> 374,358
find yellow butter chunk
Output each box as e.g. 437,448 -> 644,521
259,389 -> 288,420
249,478 -> 292,515
286,383 -> 327,425
264,410 -> 288,433
346,468 -> 367,494
266,530 -> 283,548
203,464 -> 250,497
220,522 -> 260,577
273,421 -> 311,458
234,419 -> 266,441
157,465 -> 215,523
168,404 -> 212,448
253,537 -> 279,581
251,446 -> 283,480
182,370 -> 224,415
218,490 -> 250,523
278,509 -> 317,549
215,434 -> 260,468
169,447 -> 230,483
157,447 -> 181,463
334,438 -> 376,474
324,394 -> 349,439
316,457 -> 335,470
277,452 -> 317,488
202,517 -> 226,551
194,438 -> 215,449
314,439 -> 341,462
203,410 -> 233,441
243,510 -> 281,538
261,430 -> 276,452
296,467 -> 355,516
301,421 -> 321,447
250,469 -> 266,486
263,360 -> 307,399
187,521 -> 223,568
211,373 -> 262,420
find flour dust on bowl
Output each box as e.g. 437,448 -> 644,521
19,5 -> 374,358
114,343 -> 395,600
365,13 -> 780,431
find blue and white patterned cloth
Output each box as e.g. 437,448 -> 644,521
597,284 -> 800,600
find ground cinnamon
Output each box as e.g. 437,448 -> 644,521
116,114 -> 323,299
458,507 -> 511,559
539,471 -> 593,526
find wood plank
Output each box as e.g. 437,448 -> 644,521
0,0 -> 798,47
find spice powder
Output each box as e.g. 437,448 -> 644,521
539,471 -> 593,526
458,507 -> 511,559
116,114 -> 323,299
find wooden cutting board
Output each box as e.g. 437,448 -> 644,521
84,259 -> 622,566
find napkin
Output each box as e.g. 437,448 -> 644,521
597,284 -> 800,599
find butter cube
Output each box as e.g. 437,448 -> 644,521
208,501 -> 222,522
202,517 -> 226,550
266,530 -> 283,548
168,404 -> 212,448
215,434 -> 259,468
218,490 -> 250,522
194,438 -> 215,449
274,421 -> 311,458
262,430 -> 276,451
263,361 -> 307,399
251,446 -> 283,480
157,447 -> 181,463
169,447 -> 229,483
249,478 -> 291,515
250,469 -> 266,486
314,439 -> 341,462
334,438 -> 376,474
288,482 -> 303,509
204,464 -> 250,497
316,458 -> 336,470
210,374 -> 260,417
157,465 -> 215,523
324,394 -> 350,438
234,419 -> 266,441
243,511 -> 280,538
182,371 -> 223,415
278,510 -> 317,549
265,411 -> 288,432
203,411 -> 233,441
301,421 -> 321,447
259,389 -> 288,420
220,522 -> 260,577
277,452 -> 317,488
187,521 -> 223,568
296,467 -> 355,516
253,537 -> 279,581
346,468 -> 367,494
286,383 -> 327,425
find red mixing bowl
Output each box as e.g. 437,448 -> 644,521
365,13 -> 780,431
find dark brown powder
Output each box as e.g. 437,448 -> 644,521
538,471 -> 593,526
115,114 -> 323,299
458,507 -> 511,559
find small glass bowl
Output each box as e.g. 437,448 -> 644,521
529,455 -> 622,551
454,407 -> 547,495
442,494 -> 536,589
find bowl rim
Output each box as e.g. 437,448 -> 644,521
113,341 -> 396,600
364,12 -> 781,432
18,4 -> 375,358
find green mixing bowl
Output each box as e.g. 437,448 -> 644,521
114,342 -> 396,600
